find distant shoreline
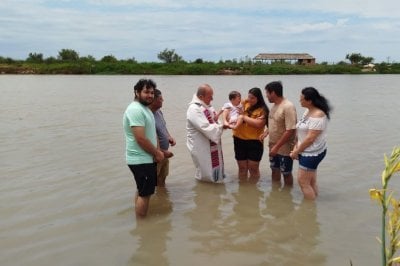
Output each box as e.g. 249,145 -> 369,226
1,62 -> 399,75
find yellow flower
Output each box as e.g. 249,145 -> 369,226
369,189 -> 383,202
391,197 -> 400,209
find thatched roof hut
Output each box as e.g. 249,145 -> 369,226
254,53 -> 316,65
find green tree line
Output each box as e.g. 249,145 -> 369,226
1,49 -> 399,74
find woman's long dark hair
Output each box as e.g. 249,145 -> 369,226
302,87 -> 331,119
247,87 -> 269,124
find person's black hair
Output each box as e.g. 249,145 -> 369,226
154,88 -> 162,98
133,79 -> 156,98
265,81 -> 283,97
228,90 -> 241,100
247,87 -> 269,125
302,87 -> 331,119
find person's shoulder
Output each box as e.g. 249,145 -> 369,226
309,109 -> 325,119
130,100 -> 141,108
222,102 -> 232,109
153,109 -> 162,118
280,99 -> 295,112
282,98 -> 295,107
130,101 -> 150,114
315,110 -> 326,118
254,106 -> 267,116
125,101 -> 137,111
187,102 -> 202,113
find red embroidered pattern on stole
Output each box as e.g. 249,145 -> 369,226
203,108 -> 220,168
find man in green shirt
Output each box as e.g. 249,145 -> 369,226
123,79 -> 164,218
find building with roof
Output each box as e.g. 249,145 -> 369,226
253,53 -> 316,65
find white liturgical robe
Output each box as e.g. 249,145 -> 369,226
186,94 -> 225,183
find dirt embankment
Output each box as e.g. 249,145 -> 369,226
0,65 -> 36,74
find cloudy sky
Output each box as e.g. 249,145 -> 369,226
1,0 -> 399,63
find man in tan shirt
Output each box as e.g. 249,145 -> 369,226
261,81 -> 297,186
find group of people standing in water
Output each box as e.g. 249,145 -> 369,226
123,78 -> 331,217
186,81 -> 331,200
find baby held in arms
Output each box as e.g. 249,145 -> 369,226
220,90 -> 244,129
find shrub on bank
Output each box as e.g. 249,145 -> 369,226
0,61 -> 382,75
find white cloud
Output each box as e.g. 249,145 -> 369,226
83,0 -> 400,18
372,22 -> 398,31
0,0 -> 399,62
280,22 -> 335,34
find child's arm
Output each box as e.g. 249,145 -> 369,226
214,109 -> 224,121
222,108 -> 231,127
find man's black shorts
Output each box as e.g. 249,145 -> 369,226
128,163 -> 157,197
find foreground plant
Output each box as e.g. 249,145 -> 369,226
370,147 -> 400,266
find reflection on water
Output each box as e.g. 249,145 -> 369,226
264,184 -> 325,265
227,181 -> 266,253
1,75 -> 398,265
186,182 -> 228,256
184,181 -> 326,265
129,188 -> 173,266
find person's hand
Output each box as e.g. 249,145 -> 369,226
269,146 -> 279,157
154,150 -> 165,163
290,149 -> 299,160
169,137 -> 176,146
223,123 -> 231,129
258,131 -> 268,142
163,150 -> 174,158
228,123 -> 237,129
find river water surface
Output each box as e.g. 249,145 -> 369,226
1,75 -> 399,266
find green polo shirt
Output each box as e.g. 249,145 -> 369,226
123,101 -> 156,165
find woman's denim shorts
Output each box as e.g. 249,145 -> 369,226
299,149 -> 327,171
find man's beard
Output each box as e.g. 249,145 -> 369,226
138,97 -> 152,106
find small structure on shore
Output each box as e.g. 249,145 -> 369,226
254,53 -> 316,65
362,63 -> 376,72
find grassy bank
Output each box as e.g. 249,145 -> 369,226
1,61 -> 400,75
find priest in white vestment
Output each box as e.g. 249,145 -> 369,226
186,84 -> 225,183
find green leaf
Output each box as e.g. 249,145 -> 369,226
388,256 -> 400,263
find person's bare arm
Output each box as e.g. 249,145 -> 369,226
222,108 -> 231,127
132,126 -> 164,162
270,129 -> 296,156
290,129 -> 321,159
242,115 -> 266,128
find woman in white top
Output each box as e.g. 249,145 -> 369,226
290,87 -> 331,200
